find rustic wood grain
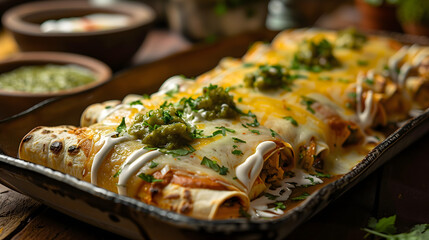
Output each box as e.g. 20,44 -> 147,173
10,207 -> 125,240
0,185 -> 41,240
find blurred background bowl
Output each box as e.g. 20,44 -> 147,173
1,0 -> 155,70
0,51 -> 111,119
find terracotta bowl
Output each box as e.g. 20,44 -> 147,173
0,51 -> 111,119
2,0 -> 155,69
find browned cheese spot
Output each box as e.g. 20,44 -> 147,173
179,189 -> 193,214
42,130 -> 52,134
50,141 -> 63,154
22,135 -> 33,143
68,145 -> 80,155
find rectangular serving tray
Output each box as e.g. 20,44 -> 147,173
0,30 -> 428,240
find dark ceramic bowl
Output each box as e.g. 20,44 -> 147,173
0,51 -> 111,119
2,0 -> 155,69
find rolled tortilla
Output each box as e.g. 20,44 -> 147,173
19,119 -> 294,219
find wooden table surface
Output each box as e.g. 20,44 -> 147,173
1,4 -> 429,240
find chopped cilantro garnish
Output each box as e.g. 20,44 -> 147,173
318,76 -> 332,81
283,116 -> 299,126
270,129 -> 279,137
239,207 -> 251,218
214,126 -> 236,136
165,85 -> 179,98
314,172 -> 332,178
144,145 -> 196,157
219,166 -> 229,175
116,117 -> 127,134
264,193 -> 279,200
212,130 -> 224,136
113,168 -> 122,178
287,74 -> 308,80
274,202 -> 286,210
105,106 -> 112,109
162,110 -> 173,124
305,177 -> 316,185
149,161 -> 159,169
238,97 -> 243,103
246,118 -> 260,127
365,78 -> 374,85
191,129 -> 206,139
348,92 -> 357,98
291,192 -> 310,201
142,94 -> 150,99
300,96 -> 316,114
338,78 -> 350,83
201,156 -> 229,175
250,129 -> 260,135
357,59 -> 369,66
232,149 -> 243,155
243,63 -> 255,68
138,173 -> 163,183
130,100 -> 143,106
232,137 -> 246,143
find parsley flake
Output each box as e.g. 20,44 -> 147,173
300,96 -> 316,114
116,117 -> 127,134
274,202 -> 286,210
246,118 -> 260,127
214,126 -> 236,136
130,100 -> 143,106
250,129 -> 260,135
113,168 -> 122,178
201,156 -> 229,175
357,59 -> 369,66
232,149 -> 243,155
239,207 -> 251,218
232,137 -> 246,143
283,116 -> 299,126
149,161 -> 159,169
291,192 -> 310,201
138,173 -> 163,183
270,129 -> 279,137
264,193 -> 279,200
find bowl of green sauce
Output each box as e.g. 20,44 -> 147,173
0,51 -> 111,119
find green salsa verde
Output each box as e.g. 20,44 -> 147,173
0,64 -> 96,93
127,84 -> 239,149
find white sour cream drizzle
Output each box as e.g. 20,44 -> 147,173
389,45 -> 429,86
356,72 -> 376,129
182,107 -> 207,125
97,104 -> 123,123
389,45 -> 409,80
91,133 -> 131,185
236,141 -> 277,192
397,63 -> 412,87
249,169 -> 323,218
153,75 -> 193,96
117,149 -> 162,195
